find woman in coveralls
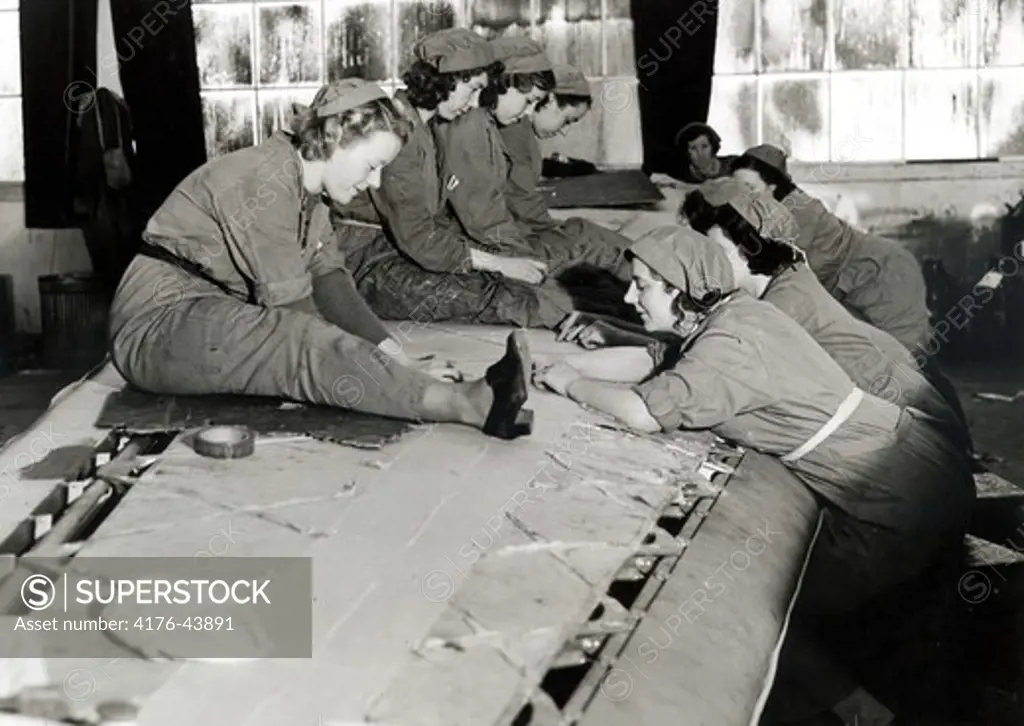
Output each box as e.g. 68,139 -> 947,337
498,63 -> 633,256
681,177 -> 972,456
108,79 -> 534,441
730,144 -> 972,457
333,28 -> 577,329
534,226 -> 975,722
434,37 -> 631,283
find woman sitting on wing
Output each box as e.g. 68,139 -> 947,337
109,78 -> 533,441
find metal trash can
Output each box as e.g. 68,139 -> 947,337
38,273 -> 109,371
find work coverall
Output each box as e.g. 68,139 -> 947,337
634,293 -> 974,613
108,132 -> 437,419
436,109 -> 630,280
763,263 -> 971,454
334,93 -> 573,329
782,187 -> 931,353
499,118 -> 636,261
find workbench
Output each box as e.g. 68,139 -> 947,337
0,324 -> 820,726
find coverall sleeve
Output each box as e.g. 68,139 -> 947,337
217,183 -> 312,308
443,115 -> 532,251
372,152 -> 474,273
631,327 -> 776,432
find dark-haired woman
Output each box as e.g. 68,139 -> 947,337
335,29 -> 576,328
435,37 -> 630,282
730,144 -> 973,454
109,79 -> 534,441
672,121 -> 736,183
683,178 -> 973,456
535,224 -> 974,722
731,144 -> 930,352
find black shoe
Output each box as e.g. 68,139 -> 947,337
483,331 -> 533,440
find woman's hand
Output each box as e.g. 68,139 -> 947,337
470,249 -> 547,284
532,362 -> 583,397
492,257 -> 548,284
381,344 -> 464,382
556,319 -> 607,350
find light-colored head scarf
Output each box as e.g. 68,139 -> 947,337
626,224 -> 737,304
697,177 -> 802,253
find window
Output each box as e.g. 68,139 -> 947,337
709,0 -> 1024,163
0,1 -> 23,182
193,0 -> 638,160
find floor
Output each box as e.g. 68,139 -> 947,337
1,357 -> 1023,725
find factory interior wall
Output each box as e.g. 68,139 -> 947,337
2,0 -> 1024,339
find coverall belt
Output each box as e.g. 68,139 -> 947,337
136,242 -> 236,297
782,388 -> 865,463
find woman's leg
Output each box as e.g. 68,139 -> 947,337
531,217 -> 632,280
111,295 -> 533,438
354,252 -> 573,329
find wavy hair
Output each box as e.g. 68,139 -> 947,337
478,68 -> 556,109
401,60 -> 504,111
289,96 -> 412,161
680,189 -> 802,277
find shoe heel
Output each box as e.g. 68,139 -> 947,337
513,409 -> 534,436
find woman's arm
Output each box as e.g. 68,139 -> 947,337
562,347 -> 658,383
566,379 -> 662,433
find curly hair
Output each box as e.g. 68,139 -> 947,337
536,92 -> 592,112
479,68 -> 556,110
676,124 -> 721,154
731,154 -> 797,201
401,59 -> 504,111
679,189 -> 802,277
288,96 -> 413,161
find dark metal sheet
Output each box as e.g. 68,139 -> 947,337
541,170 -> 665,209
94,388 -> 414,449
579,451 -> 821,726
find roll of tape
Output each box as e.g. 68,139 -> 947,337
193,426 -> 256,459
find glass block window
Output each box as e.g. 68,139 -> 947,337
194,0 -> 644,159
0,4 -> 23,182
709,0 -> 1024,162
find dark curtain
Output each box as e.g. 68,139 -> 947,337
109,0 -> 207,223
630,0 -> 719,178
19,0 -> 99,229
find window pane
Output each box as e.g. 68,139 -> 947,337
538,0 -> 601,76
0,97 -> 23,181
325,0 -> 392,82
981,0 -> 1024,67
599,80 -> 642,165
605,0 -> 635,76
715,0 -> 756,74
259,3 -> 322,85
761,77 -> 830,161
470,0 -> 532,39
829,73 -> 903,160
908,0 -> 979,68
258,88 -> 319,142
398,1 -> 457,74
0,11 -> 19,95
980,68 -> 1024,156
708,76 -> 757,153
904,70 -> 979,159
760,0 -> 827,72
193,5 -> 254,88
202,91 -> 256,158
0,2 -> 19,9
834,0 -> 907,70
